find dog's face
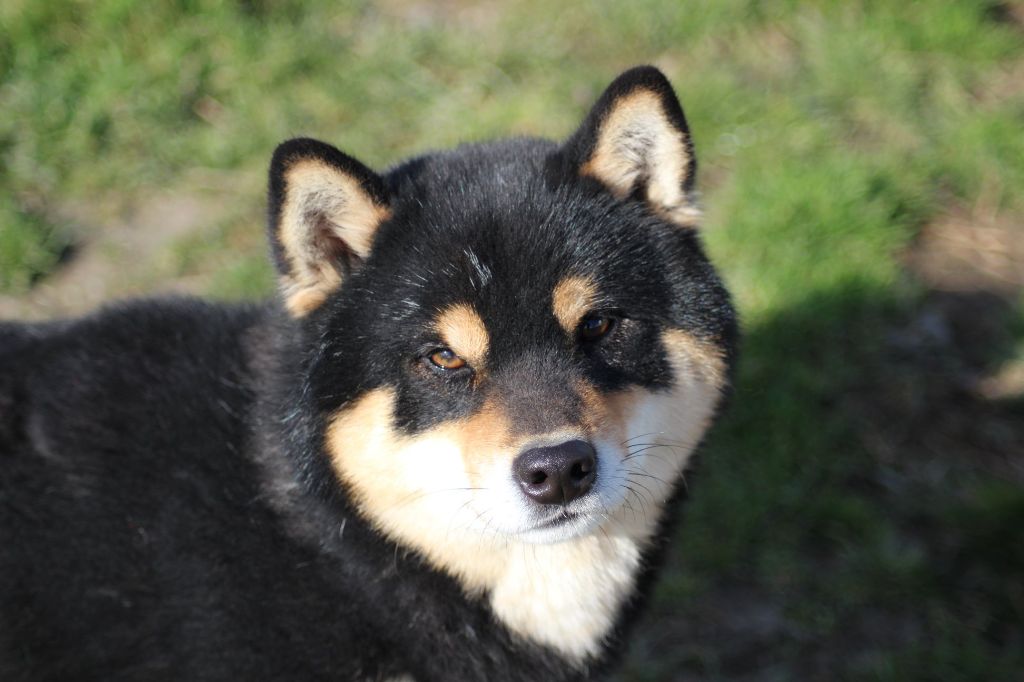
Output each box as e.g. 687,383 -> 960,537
266,68 -> 735,597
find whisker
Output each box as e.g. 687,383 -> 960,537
624,443 -> 675,457
626,478 -> 657,507
443,498 -> 478,541
626,436 -> 684,447
622,450 -> 672,465
389,486 -> 488,511
620,432 -> 660,446
626,436 -> 687,447
623,470 -> 672,486
624,485 -> 648,523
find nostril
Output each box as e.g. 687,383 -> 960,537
513,439 -> 598,506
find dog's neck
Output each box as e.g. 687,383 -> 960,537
485,521 -> 653,662
350,486 -> 668,663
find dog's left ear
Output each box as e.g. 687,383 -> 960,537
267,138 -> 391,317
553,66 -> 699,227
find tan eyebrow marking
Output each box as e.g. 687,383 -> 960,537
552,275 -> 599,333
434,303 -> 489,368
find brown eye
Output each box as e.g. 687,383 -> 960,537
579,315 -> 612,341
428,348 -> 467,370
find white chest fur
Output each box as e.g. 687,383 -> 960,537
488,530 -> 645,661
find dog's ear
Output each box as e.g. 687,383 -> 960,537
553,66 -> 699,227
267,138 -> 391,317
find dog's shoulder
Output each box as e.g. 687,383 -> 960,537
0,297 -> 266,487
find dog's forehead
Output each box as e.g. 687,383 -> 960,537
363,146 -> 680,346
386,142 -> 626,269
385,222 -> 623,340
385,193 -> 649,302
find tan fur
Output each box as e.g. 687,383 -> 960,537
323,327 -> 728,662
281,283 -> 336,318
325,389 -> 646,661
277,159 -> 391,317
551,275 -> 599,333
325,389 -> 512,593
573,379 -> 607,433
434,304 -> 490,369
660,328 -> 727,389
453,397 -> 514,489
580,91 -> 700,227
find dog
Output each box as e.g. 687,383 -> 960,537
0,66 -> 737,681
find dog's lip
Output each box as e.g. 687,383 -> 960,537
534,509 -> 583,529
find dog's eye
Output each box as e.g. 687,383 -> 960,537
428,348 -> 467,371
579,315 -> 613,342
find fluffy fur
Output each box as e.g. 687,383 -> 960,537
0,67 -> 737,681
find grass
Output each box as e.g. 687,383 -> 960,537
3,1 -> 1023,679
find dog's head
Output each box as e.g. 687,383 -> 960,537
266,66 -> 736,599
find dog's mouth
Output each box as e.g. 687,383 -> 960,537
534,509 -> 583,530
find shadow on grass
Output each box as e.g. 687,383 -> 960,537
615,277 -> 1024,681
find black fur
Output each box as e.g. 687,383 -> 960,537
1,67 -> 737,681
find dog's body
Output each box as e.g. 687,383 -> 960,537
0,68 -> 737,681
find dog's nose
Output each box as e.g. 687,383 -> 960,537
513,440 -> 596,505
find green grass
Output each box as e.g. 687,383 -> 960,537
3,1 -> 1023,678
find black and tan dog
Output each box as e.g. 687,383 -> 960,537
0,67 -> 737,681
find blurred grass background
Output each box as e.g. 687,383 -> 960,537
2,1 -> 1023,679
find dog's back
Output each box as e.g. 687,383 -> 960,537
0,301 -> 329,681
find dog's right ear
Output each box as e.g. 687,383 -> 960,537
550,66 -> 700,227
267,138 -> 391,318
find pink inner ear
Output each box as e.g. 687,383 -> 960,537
308,210 -> 360,276
578,89 -> 698,226
275,156 -> 392,318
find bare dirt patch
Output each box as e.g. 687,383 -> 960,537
0,193 -> 227,320
904,203 -> 1024,296
988,1 -> 1024,30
